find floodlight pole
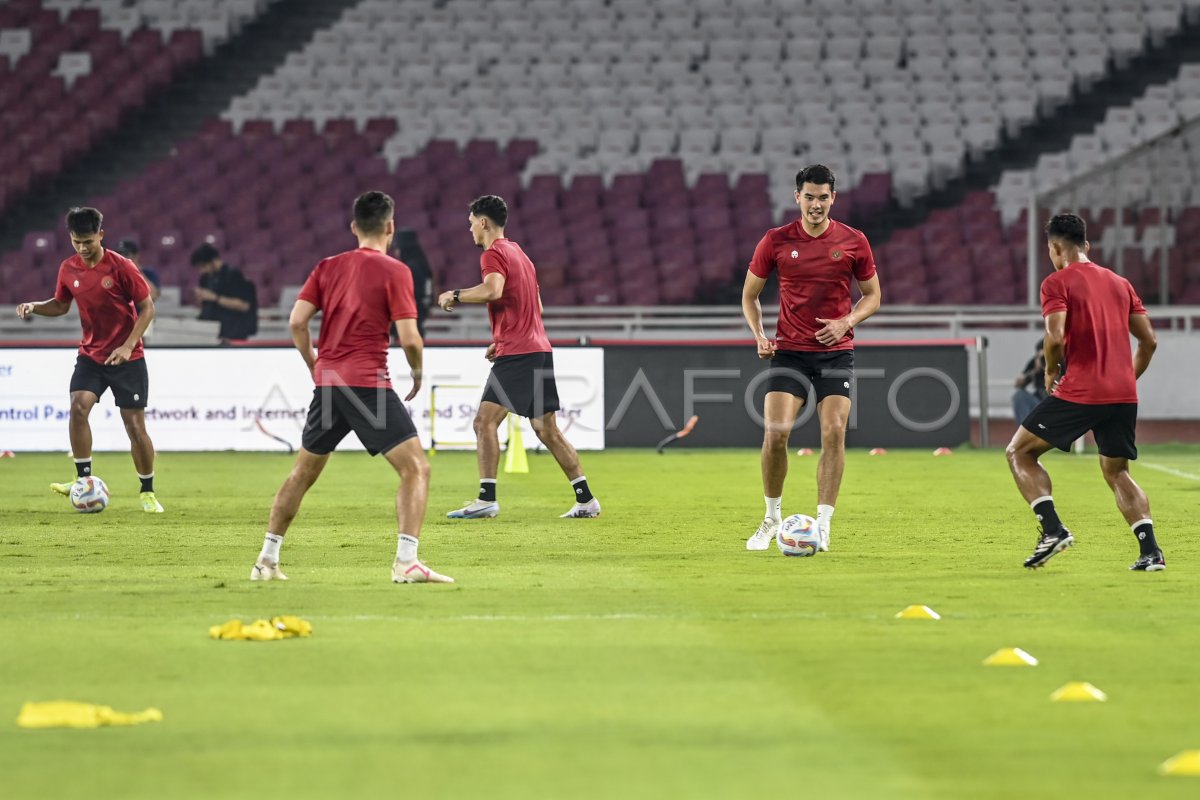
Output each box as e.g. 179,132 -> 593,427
976,336 -> 990,448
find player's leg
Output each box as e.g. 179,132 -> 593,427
112,359 -> 160,512
447,400 -> 508,518
1094,404 -> 1163,571
530,412 -> 600,517
384,437 -> 452,583
53,356 -> 106,494
814,394 -> 851,550
1005,406 -> 1077,568
747,390 -> 803,550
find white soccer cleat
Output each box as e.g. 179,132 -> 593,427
392,559 -> 454,584
818,524 -> 830,552
446,500 -> 500,519
560,498 -> 601,518
746,518 -> 779,551
250,558 -> 288,582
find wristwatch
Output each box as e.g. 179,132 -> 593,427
452,289 -> 460,303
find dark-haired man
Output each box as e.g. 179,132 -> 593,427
437,194 -> 601,520
1005,213 -> 1163,571
190,243 -> 257,343
742,165 -> 882,553
15,207 -> 164,512
114,239 -> 161,301
251,191 -> 452,584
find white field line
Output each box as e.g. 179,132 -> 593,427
1141,462 -> 1200,481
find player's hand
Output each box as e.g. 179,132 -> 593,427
756,337 -> 776,359
485,343 -> 497,362
815,317 -> 851,346
105,345 -> 133,365
16,302 -> 35,319
437,291 -> 457,311
1044,368 -> 1061,394
405,369 -> 422,401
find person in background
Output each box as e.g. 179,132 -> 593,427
1012,340 -> 1047,423
395,228 -> 433,338
190,242 -> 257,343
114,239 -> 161,300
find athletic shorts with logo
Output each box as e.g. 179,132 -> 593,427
1022,396 -> 1138,459
301,385 -> 418,456
69,355 -> 149,408
482,351 -> 562,418
764,350 -> 854,402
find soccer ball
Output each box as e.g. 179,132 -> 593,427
70,476 -> 109,513
776,513 -> 821,557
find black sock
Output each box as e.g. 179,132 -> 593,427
1032,498 -> 1062,532
478,479 -> 496,503
139,474 -> 154,493
571,476 -> 593,503
75,459 -> 91,479
1133,521 -> 1159,556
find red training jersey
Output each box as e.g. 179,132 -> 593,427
748,219 -> 877,352
54,248 -> 151,364
1040,261 -> 1147,405
298,247 -> 417,388
481,238 -> 551,357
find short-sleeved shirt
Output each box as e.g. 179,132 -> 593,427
297,247 -> 417,388
1040,260 -> 1147,404
481,238 -> 551,357
54,248 -> 151,364
198,263 -> 257,340
748,219 -> 877,352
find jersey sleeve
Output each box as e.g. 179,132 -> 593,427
853,232 -> 878,281
1040,274 -> 1067,316
480,248 -> 507,278
119,259 -> 151,304
387,264 -> 417,320
1127,281 -> 1147,315
297,263 -> 322,308
53,263 -> 73,303
747,233 -> 776,279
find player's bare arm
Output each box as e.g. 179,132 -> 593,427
16,298 -> 71,318
1130,313 -> 1157,378
289,298 -> 319,373
393,318 -> 423,401
438,273 -> 505,311
1043,310 -> 1066,393
741,271 -> 775,359
815,274 -> 881,347
106,295 -> 156,365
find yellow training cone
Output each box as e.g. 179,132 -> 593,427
1050,682 -> 1107,702
895,605 -> 940,620
983,647 -> 1039,666
504,415 -> 529,474
1158,750 -> 1200,776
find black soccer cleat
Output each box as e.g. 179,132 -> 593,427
1129,551 -> 1166,572
1023,526 -> 1075,569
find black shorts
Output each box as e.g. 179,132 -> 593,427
763,350 -> 854,403
1022,396 -> 1138,459
301,385 -> 418,456
69,355 -> 149,408
481,351 -> 562,418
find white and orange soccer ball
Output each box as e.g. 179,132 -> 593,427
776,513 -> 821,557
69,476 -> 109,513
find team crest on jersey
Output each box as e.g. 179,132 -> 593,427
73,280 -> 80,287
790,250 -> 799,259
101,278 -> 114,289
829,247 -> 844,260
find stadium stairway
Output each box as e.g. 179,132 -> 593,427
0,0 -> 360,255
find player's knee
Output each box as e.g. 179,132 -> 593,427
820,419 -> 846,443
763,428 -> 790,451
69,397 -> 93,418
472,415 -> 494,438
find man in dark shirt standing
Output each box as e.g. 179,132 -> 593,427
191,243 -> 257,342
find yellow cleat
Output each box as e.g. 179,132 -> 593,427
140,491 -> 164,513
50,481 -> 74,496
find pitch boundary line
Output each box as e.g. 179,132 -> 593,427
1141,462 -> 1200,482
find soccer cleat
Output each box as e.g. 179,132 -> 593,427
818,523 -> 830,552
446,499 -> 500,519
1129,551 -> 1166,572
250,558 -> 288,582
140,491 -> 164,513
392,559 -> 454,584
1023,526 -> 1075,569
50,481 -> 74,496
560,498 -> 601,518
746,517 -> 779,551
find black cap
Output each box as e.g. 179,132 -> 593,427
190,242 -> 219,266
115,239 -> 139,257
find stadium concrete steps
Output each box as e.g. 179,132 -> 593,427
0,0 -> 360,254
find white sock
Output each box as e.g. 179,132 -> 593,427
397,533 -> 418,562
259,533 -> 283,563
764,496 -> 782,521
817,504 -> 834,531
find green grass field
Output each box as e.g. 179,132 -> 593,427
1,446 -> 1198,799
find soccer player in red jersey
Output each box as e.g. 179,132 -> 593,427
251,191 -> 452,584
15,207 -> 163,512
741,165 -> 882,552
437,195 -> 600,520
1006,214 -> 1163,571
